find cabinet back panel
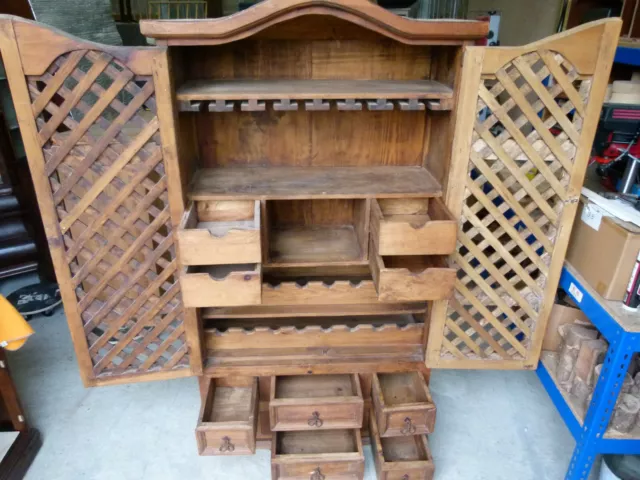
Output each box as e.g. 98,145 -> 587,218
181,40 -> 432,80
269,199 -> 356,226
197,108 -> 426,167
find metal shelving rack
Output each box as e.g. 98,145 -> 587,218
537,262 -> 640,480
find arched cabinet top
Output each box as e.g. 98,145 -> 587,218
139,0 -> 489,46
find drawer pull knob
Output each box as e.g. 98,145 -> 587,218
401,417 -> 416,435
310,468 -> 325,480
402,475 -> 410,480
219,436 -> 235,453
308,411 -> 323,428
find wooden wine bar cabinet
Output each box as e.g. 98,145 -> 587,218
0,0 -> 620,476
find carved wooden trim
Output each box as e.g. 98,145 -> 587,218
140,0 -> 489,46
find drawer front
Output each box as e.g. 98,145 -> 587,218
178,228 -> 261,265
370,246 -> 455,302
178,201 -> 261,266
196,427 -> 254,455
371,407 -> 435,480
275,460 -> 364,480
371,198 -> 456,256
385,467 -> 434,480
196,378 -> 258,456
271,402 -> 363,431
181,266 -> 261,307
385,409 -> 435,436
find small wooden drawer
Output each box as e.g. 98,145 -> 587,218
181,264 -> 261,307
178,200 -> 261,266
196,377 -> 258,455
372,372 -> 436,437
271,430 -> 364,480
370,410 -> 435,480
370,242 -> 455,302
270,374 -> 364,431
371,198 -> 456,255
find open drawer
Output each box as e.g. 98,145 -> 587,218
178,201 -> 261,265
196,377 -> 258,455
372,372 -> 436,437
181,264 -> 262,307
370,410 -> 435,480
269,374 -> 364,431
271,430 -> 364,480
370,241 -> 455,302
371,197 -> 456,255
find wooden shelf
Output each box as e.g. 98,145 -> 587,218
177,79 -> 453,111
268,226 -> 363,267
177,79 -> 453,101
201,303 -> 428,319
205,313 -> 421,330
190,166 -> 442,200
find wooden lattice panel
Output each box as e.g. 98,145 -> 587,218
440,51 -> 592,363
25,50 -> 189,379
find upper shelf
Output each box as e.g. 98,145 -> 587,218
176,79 -> 455,111
189,166 -> 442,200
177,79 -> 453,100
140,0 -> 489,46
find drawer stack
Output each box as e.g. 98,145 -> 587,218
369,198 -> 457,302
179,197 -> 457,309
179,200 -> 262,307
195,371 -> 436,478
270,374 -> 365,480
370,372 -> 436,480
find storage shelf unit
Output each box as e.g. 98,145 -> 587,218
537,263 -> 640,480
0,5 -> 621,467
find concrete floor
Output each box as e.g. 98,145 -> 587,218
2,274 -> 580,479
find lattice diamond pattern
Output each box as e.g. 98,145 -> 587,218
441,51 -> 592,361
26,50 -> 189,378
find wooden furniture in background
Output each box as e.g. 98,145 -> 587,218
0,350 -> 40,479
0,79 -> 54,280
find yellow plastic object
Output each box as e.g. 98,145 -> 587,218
0,295 -> 34,351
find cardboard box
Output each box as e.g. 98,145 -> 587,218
542,303 -> 591,352
566,200 -> 640,301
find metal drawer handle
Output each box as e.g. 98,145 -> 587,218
401,475 -> 410,480
308,411 -> 323,428
401,417 -> 416,435
219,436 -> 235,453
310,467 -> 325,480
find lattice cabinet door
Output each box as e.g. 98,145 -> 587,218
427,19 -> 622,369
0,16 -> 199,385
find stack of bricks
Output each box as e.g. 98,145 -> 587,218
556,323 -> 605,408
556,323 -> 640,434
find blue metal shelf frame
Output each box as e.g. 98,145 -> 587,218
536,265 -> 640,480
615,45 -> 640,66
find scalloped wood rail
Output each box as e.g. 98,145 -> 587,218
179,98 -> 450,112
176,79 -> 455,111
205,322 -> 424,351
262,280 -> 379,305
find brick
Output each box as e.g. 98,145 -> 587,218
574,339 -> 608,386
611,394 -> 640,433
